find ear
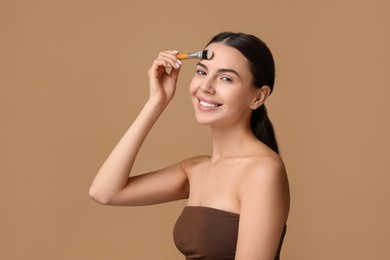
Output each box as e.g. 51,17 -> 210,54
250,85 -> 271,110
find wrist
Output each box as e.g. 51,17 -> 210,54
145,97 -> 169,113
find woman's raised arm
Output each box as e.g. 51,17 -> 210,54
89,50 -> 189,206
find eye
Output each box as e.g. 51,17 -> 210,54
220,76 -> 233,83
196,69 -> 207,76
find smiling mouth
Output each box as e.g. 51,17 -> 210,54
198,98 -> 222,108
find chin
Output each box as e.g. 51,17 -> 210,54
194,115 -> 212,125
193,112 -> 222,126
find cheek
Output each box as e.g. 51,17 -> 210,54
189,76 -> 199,96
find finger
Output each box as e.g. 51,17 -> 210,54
159,51 -> 182,69
161,50 -> 179,56
148,50 -> 182,78
149,59 -> 170,78
155,56 -> 175,70
169,64 -> 181,81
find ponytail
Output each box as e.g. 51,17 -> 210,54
251,105 -> 279,154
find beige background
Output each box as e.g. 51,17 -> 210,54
1,0 -> 389,259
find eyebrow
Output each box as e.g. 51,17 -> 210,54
196,62 -> 241,78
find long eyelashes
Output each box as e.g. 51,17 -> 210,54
196,69 -> 207,75
195,70 -> 233,83
221,76 -> 233,82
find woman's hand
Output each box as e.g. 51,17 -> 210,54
147,50 -> 182,107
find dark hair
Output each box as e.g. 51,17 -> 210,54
206,32 -> 279,154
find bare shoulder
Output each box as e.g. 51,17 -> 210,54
238,153 -> 289,205
245,153 -> 287,183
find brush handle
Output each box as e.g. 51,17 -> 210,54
177,53 -> 190,60
177,51 -> 203,60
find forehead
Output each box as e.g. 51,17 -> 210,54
202,43 -> 251,75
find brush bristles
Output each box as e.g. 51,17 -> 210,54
201,50 -> 214,60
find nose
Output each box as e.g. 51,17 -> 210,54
200,78 -> 215,94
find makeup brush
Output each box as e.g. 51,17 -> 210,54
177,50 -> 214,60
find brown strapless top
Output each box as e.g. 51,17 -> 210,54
173,206 -> 286,260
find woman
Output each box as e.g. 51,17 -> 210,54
89,32 -> 290,260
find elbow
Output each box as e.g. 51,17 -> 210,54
88,186 -> 112,205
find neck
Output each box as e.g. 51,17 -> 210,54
210,123 -> 257,163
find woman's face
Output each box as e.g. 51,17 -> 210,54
189,43 -> 259,128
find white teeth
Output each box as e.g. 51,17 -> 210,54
199,100 -> 218,108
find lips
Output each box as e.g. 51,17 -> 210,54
197,97 -> 222,109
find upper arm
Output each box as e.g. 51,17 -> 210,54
235,158 -> 290,260
105,159 -> 190,206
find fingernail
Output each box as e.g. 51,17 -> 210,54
177,59 -> 182,65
